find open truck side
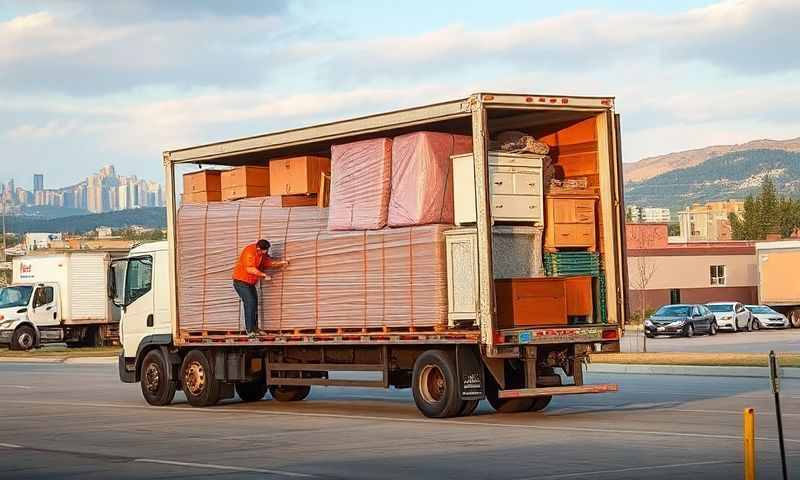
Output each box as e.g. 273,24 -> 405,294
116,92 -> 627,417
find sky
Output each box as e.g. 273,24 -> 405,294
1,0 -> 799,189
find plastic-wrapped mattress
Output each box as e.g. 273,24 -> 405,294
388,132 -> 472,227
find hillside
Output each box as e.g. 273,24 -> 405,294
624,149 -> 800,211
623,137 -> 800,183
5,207 -> 166,235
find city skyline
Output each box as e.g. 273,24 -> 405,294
0,164 -> 165,213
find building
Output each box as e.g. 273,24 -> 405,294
625,205 -> 641,222
33,174 -> 44,192
677,200 -> 744,242
24,233 -> 63,251
626,223 -> 757,314
96,227 -> 114,238
640,207 -> 671,223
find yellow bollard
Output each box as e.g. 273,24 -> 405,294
744,407 -> 756,480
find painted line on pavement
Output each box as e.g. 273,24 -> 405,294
515,459 -> 735,480
134,459 -> 315,478
0,385 -> 32,389
4,398 -> 799,445
0,443 -> 23,449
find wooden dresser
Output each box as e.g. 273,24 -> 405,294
544,194 -> 598,252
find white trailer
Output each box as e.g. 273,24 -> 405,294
0,251 -> 124,349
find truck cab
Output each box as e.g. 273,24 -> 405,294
0,282 -> 61,349
110,241 -> 171,373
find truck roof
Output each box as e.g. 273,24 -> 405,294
129,241 -> 168,256
164,92 -> 615,166
755,240 -> 800,251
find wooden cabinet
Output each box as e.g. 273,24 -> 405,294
495,275 -> 595,328
545,195 -> 597,252
221,166 -> 269,201
269,156 -> 331,196
452,152 -> 544,224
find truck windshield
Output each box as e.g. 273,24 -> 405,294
707,304 -> 733,312
0,286 -> 33,309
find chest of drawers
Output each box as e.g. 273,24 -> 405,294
544,195 -> 598,252
452,152 -> 545,225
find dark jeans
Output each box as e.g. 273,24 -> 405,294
233,280 -> 258,333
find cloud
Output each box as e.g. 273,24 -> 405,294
285,0 -> 799,82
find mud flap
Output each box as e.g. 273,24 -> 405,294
456,345 -> 484,401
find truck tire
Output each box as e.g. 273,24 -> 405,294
485,378 -> 534,413
140,349 -> 177,406
790,311 -> 800,328
269,385 -> 310,402
459,400 -> 480,417
85,326 -> 103,348
10,325 -> 36,351
181,350 -> 221,407
236,381 -> 268,402
411,349 -> 462,418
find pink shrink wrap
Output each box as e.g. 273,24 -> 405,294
176,198 -> 449,334
388,132 -> 472,227
328,138 -> 392,230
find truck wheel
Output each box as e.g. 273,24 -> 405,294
181,350 -> 221,407
459,400 -> 480,417
140,350 -> 177,406
10,325 -> 36,351
529,396 -> 552,412
236,381 -> 268,402
485,378 -> 534,413
85,326 -> 103,348
790,311 -> 800,328
411,350 -> 462,418
269,385 -> 310,402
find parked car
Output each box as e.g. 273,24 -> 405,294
644,304 -> 718,338
745,305 -> 790,329
706,302 -> 752,332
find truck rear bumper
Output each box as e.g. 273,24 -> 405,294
498,383 -> 619,399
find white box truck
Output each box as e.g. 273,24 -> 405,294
0,251 -> 124,350
115,92 -> 627,417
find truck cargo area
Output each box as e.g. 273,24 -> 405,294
116,93 -> 627,418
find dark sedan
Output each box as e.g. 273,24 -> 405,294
644,304 -> 718,338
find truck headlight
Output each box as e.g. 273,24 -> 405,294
644,319 -> 654,327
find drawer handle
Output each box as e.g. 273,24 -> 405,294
528,182 -> 535,186
494,181 -> 503,185
495,204 -> 504,209
529,205 -> 536,209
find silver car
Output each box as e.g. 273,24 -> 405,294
745,305 -> 790,329
706,302 -> 752,332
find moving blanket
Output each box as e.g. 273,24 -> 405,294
388,132 -> 472,227
328,138 -> 393,230
177,198 -> 448,333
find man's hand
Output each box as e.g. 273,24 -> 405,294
262,273 -> 272,281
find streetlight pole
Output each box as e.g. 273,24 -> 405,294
1,195 -> 6,263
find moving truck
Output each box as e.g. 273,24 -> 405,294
0,252 -> 123,350
115,92 -> 627,417
755,241 -> 800,327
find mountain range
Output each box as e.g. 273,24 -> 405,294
623,137 -> 800,212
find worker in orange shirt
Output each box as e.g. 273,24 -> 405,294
232,239 -> 288,338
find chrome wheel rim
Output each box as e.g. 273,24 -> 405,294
145,363 -> 161,393
18,331 -> 33,349
419,364 -> 445,404
184,361 -> 206,396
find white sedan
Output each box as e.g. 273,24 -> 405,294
706,302 -> 752,332
745,305 -> 790,329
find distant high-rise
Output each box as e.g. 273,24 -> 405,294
33,174 -> 44,192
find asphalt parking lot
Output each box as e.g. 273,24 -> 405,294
0,362 -> 796,479
622,327 -> 800,353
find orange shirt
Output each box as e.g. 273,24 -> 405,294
232,244 -> 272,285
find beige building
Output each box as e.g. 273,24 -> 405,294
677,200 -> 744,242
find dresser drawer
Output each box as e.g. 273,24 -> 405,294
574,199 -> 595,223
513,172 -> 540,195
489,152 -> 545,168
490,171 -> 514,195
492,195 -> 541,220
554,224 -> 595,246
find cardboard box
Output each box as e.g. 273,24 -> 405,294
182,191 -> 222,203
221,166 -> 269,190
183,170 -> 221,194
269,156 -> 330,196
222,186 -> 269,201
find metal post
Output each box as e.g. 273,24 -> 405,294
1,196 -> 6,263
769,350 -> 788,480
743,407 -> 755,480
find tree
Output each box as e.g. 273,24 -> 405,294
758,176 -> 779,236
667,223 -> 680,236
627,226 -> 661,352
730,176 -> 800,240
